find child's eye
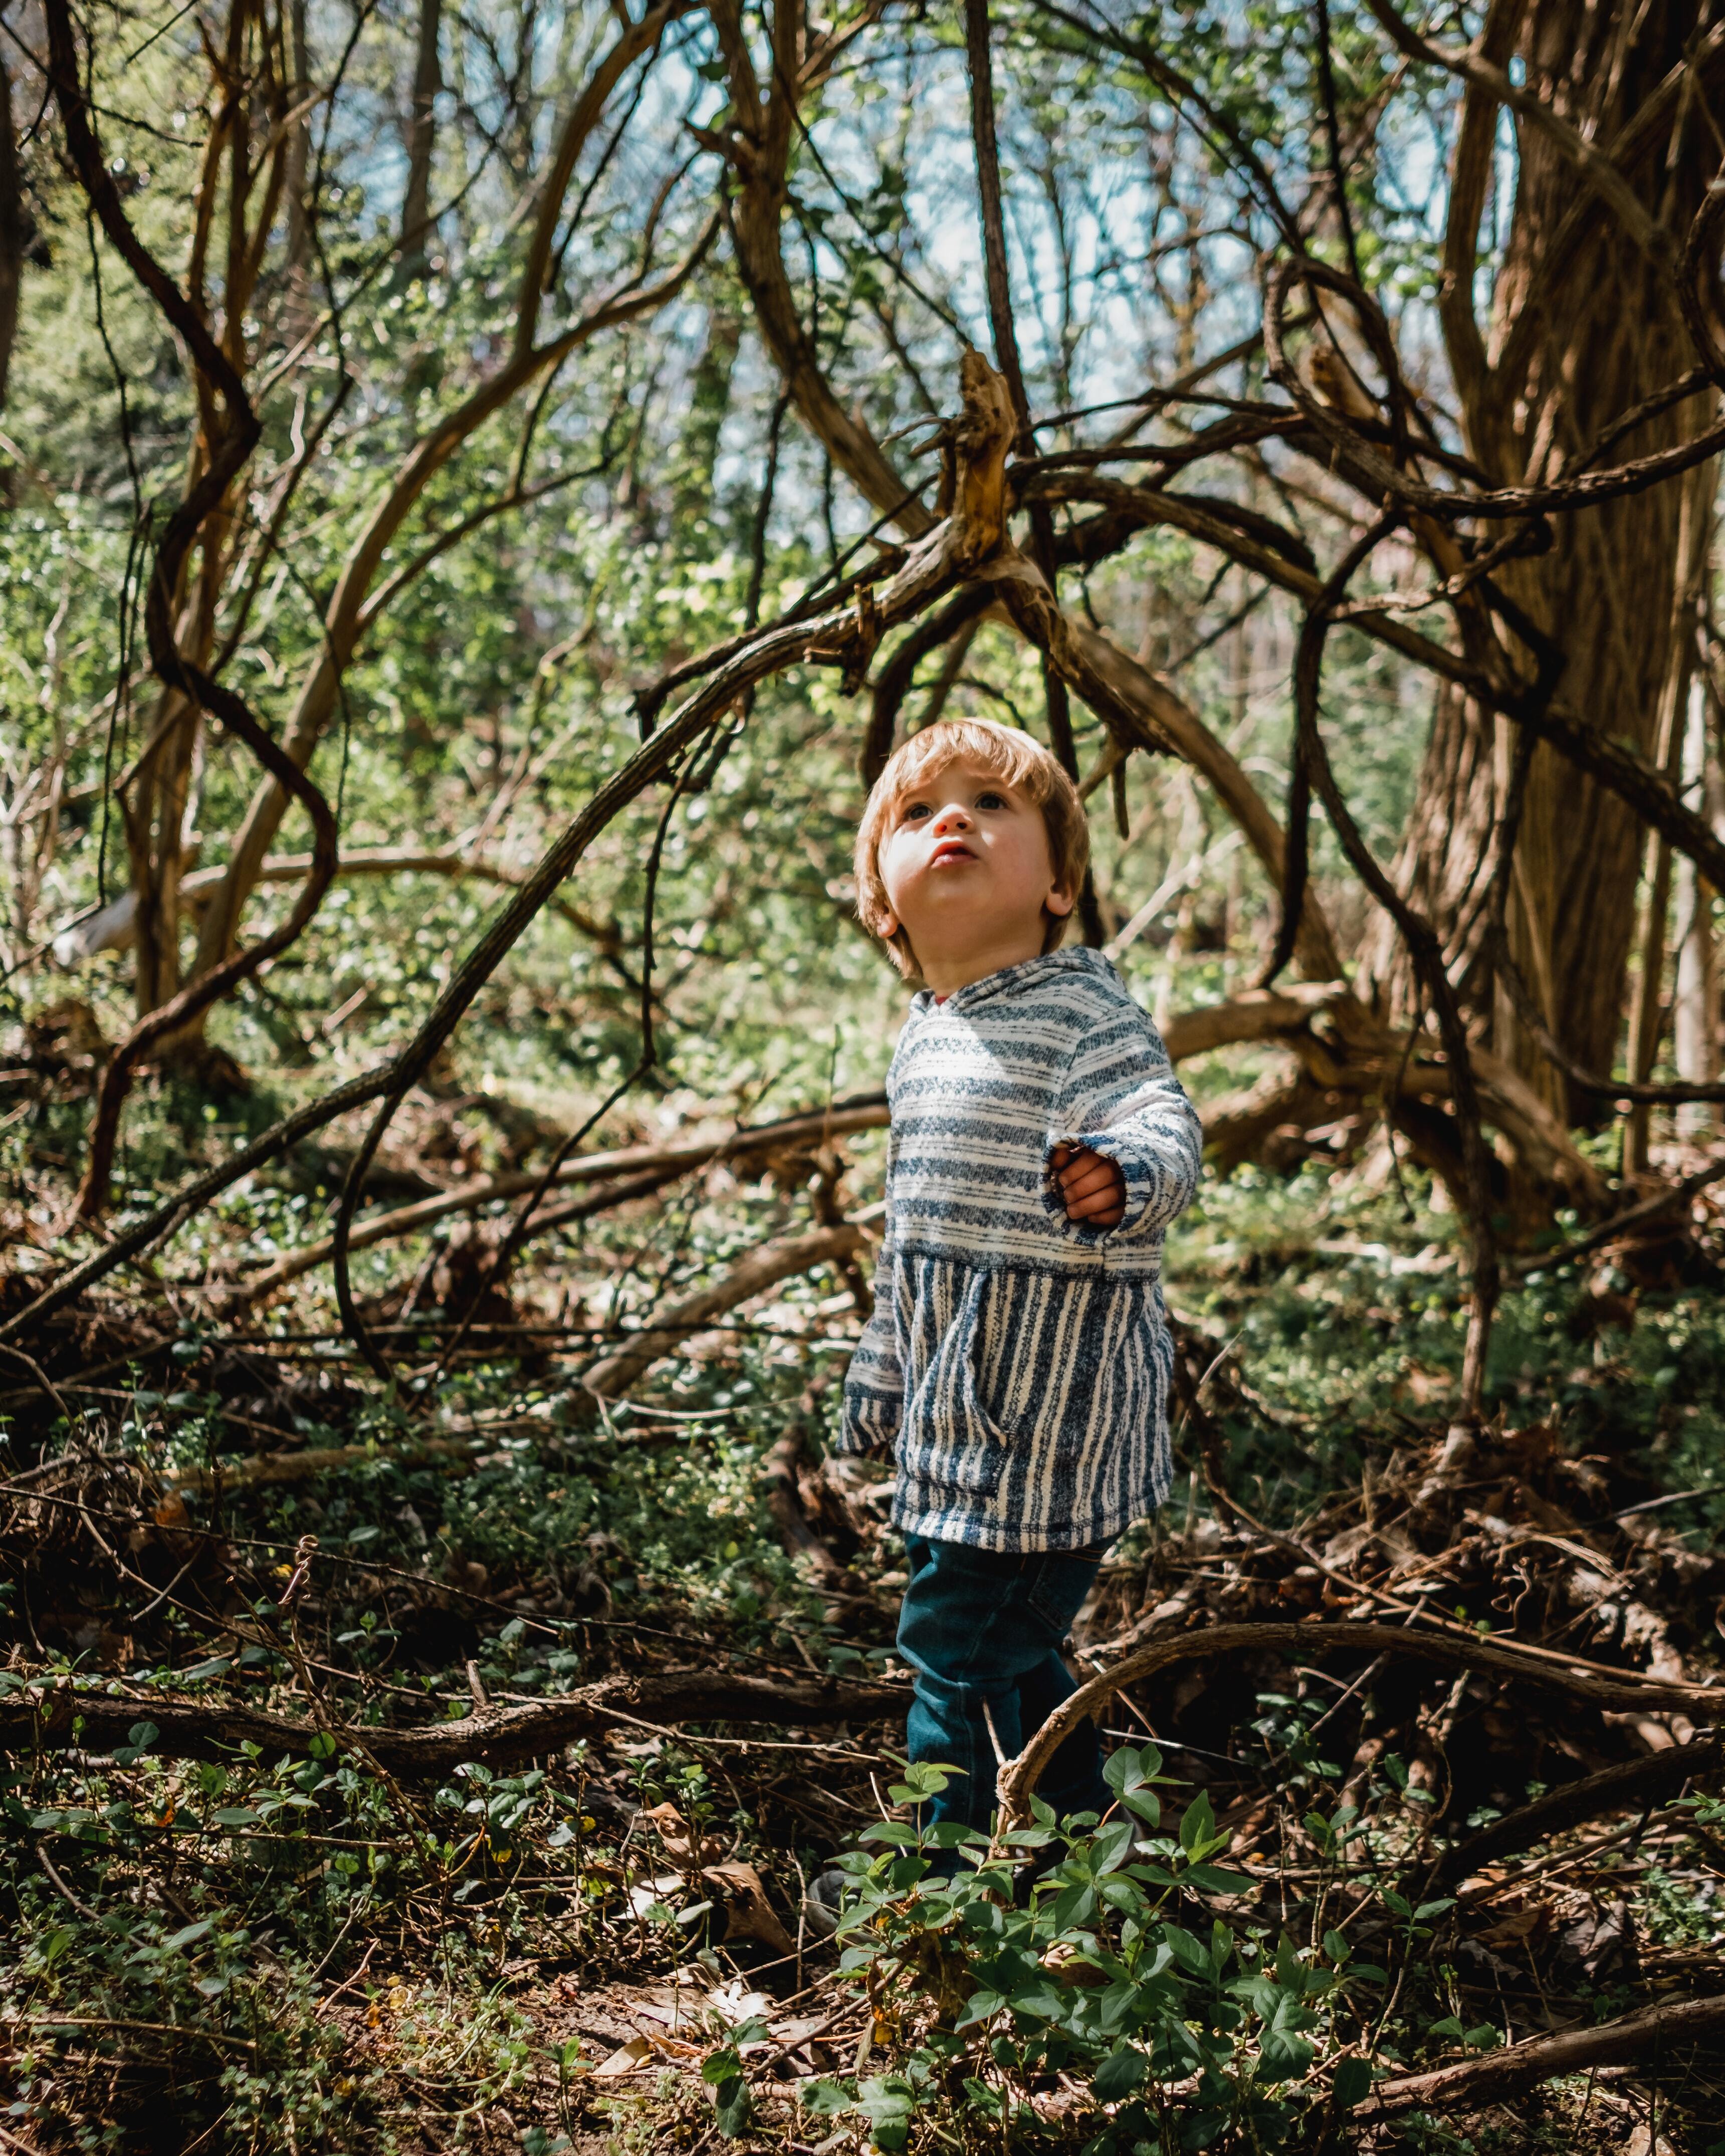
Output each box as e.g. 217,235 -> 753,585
975,790 -> 1006,810
902,801 -> 931,821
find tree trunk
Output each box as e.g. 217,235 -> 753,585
1370,0 -> 1721,1130
400,0 -> 443,270
285,0 -> 311,279
1673,679 -> 1721,1137
0,41 -> 22,416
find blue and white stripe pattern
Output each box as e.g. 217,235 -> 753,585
836,947 -> 1203,1552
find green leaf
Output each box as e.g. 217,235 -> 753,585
799,2079 -> 852,2117
162,1919 -> 213,1953
1178,1788 -> 1215,1855
1104,1742 -> 1164,1793
712,2073 -> 750,2137
859,1821 -> 920,1847
1162,1924 -> 1211,1977
1333,2056 -> 1373,2109
1184,1864 -> 1255,1895
1092,1819 -> 1135,1875
1092,2040 -> 1148,2102
212,1807 -> 262,1827
954,1988 -> 1003,2030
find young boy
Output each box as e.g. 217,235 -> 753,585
832,717 -> 1202,1848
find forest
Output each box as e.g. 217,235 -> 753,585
4,0 -> 1725,2145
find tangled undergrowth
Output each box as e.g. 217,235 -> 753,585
4,1095 -> 1725,2152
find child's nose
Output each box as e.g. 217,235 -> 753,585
932,802 -> 972,832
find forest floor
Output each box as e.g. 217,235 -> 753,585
3,1024 -> 1725,2154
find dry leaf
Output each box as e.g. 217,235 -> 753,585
707,1979 -> 772,2025
702,1860 -> 796,1953
639,1801 -> 725,1867
1476,1901 -> 1553,1951
593,2036 -> 655,2078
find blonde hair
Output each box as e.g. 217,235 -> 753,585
853,719 -> 1090,977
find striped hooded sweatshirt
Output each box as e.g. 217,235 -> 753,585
835,946 -> 1203,1552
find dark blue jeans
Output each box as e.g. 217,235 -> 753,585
895,1534 -> 1108,1841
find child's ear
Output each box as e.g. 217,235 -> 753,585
1045,886 -> 1074,920
880,911 -> 901,938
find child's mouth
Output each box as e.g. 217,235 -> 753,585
931,841 -> 975,865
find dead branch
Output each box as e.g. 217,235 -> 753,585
1358,1991 -> 1725,2117
2,1669 -> 905,1775
228,1098 -> 888,1303
160,1435 -> 486,1495
1508,1150 -> 1725,1274
1025,472 -> 1725,908
998,1622 -> 1723,1826
759,1383 -> 846,1585
583,1222 -> 867,1397
1164,964 -> 1603,1212
1437,1732 -> 1725,1885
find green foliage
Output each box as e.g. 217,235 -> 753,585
802,1747 -> 1382,2150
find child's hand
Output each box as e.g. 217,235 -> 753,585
1048,1142 -> 1127,1228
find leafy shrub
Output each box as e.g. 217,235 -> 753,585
801,1750 -> 1385,2152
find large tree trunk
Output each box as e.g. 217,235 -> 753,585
1368,0 -> 1720,1125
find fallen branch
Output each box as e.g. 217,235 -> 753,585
229,1098 -> 888,1303
583,1222 -> 867,1396
1436,1731 -> 1725,1885
1162,981 -> 1603,1210
158,1435 -> 486,1496
3,1669 -> 906,1774
759,1380 -> 846,1586
1510,1148 -> 1725,1275
997,1621 -> 1722,1826
1358,1991 -> 1725,2117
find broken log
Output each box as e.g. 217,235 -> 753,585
1436,1731 -> 1725,1885
3,1668 -> 905,1773
158,1434 -> 487,1495
1358,1991 -> 1725,2117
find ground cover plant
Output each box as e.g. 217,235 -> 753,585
6,0 -> 1725,2145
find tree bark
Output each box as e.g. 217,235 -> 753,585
4,1672 -> 905,1774
1372,0 -> 1722,1121
0,40 -> 21,417
1671,677 -> 1721,1136
399,0 -> 443,270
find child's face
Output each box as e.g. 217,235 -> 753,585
876,756 -> 1072,988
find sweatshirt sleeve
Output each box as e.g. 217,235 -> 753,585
835,1143 -> 905,1454
1044,989 -> 1203,1245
